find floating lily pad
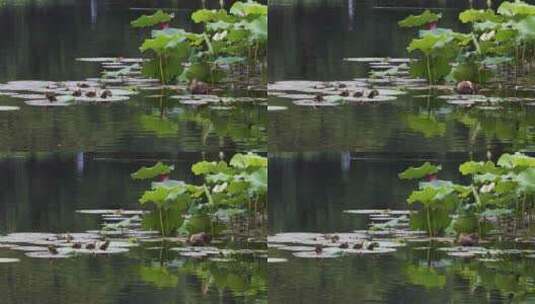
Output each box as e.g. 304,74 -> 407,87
276,246 -> 316,252
10,246 -> 48,252
0,258 -> 20,263
0,106 -> 20,111
267,105 -> 287,111
25,251 -> 72,259
267,258 -> 288,263
24,99 -> 71,107
293,99 -> 340,107
76,209 -> 145,215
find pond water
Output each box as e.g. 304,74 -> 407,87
268,0 -> 535,152
0,0 -> 266,153
269,152 -> 535,303
0,152 -> 267,304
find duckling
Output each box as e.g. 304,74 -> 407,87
314,244 -> 323,254
189,232 -> 212,247
72,88 -> 82,97
85,90 -> 97,98
48,245 -> 58,255
367,89 -> 379,99
330,235 -> 340,243
77,82 -> 90,88
99,240 -> 110,251
338,83 -> 347,89
353,90 -> 363,98
100,89 -> 112,99
366,241 -> 379,250
456,80 -> 476,95
65,234 -> 74,242
86,242 -> 96,250
189,79 -> 210,95
353,240 -> 364,249
45,91 -> 57,102
313,94 -> 324,102
458,233 -> 478,247
339,90 -> 350,97
339,242 -> 349,249
72,242 -> 82,249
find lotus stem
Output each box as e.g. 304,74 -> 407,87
426,55 -> 433,85
426,206 -> 432,237
159,208 -> 166,236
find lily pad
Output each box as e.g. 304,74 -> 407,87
0,258 -> 20,263
267,258 -> 288,263
0,106 -> 20,111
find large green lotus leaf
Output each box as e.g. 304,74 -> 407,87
409,55 -> 452,83
513,15 -> 535,42
131,162 -> 174,180
408,34 -> 444,55
498,0 -> 535,17
192,161 -> 231,176
192,9 -> 233,23
405,113 -> 446,138
459,161 -> 502,175
140,34 -> 187,53
407,187 -> 441,205
139,187 -> 170,206
183,62 -> 226,83
515,167 -> 535,193
230,1 -> 267,17
405,265 -> 446,289
242,16 -> 267,42
498,152 -> 535,169
230,153 -> 267,170
243,168 -> 267,193
450,61 -> 492,84
399,162 -> 442,180
459,9 -> 503,23
131,10 -> 173,28
399,10 -> 442,28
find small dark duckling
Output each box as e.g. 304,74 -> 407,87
339,242 -> 349,249
100,89 -> 112,99
65,234 -> 74,242
314,244 -> 323,254
456,80 -> 476,95
330,235 -> 340,243
72,88 -> 82,97
458,233 -> 478,247
313,94 -> 324,102
189,79 -> 210,95
189,232 -> 212,247
77,82 -> 90,88
338,83 -> 347,89
353,90 -> 363,98
48,245 -> 58,255
353,241 -> 364,249
72,242 -> 82,249
339,90 -> 350,97
99,240 -> 110,251
86,242 -> 96,250
85,90 -> 97,98
367,89 -> 379,99
45,91 -> 57,102
366,241 -> 379,250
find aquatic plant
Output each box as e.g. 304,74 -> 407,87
400,1 -> 535,87
131,1 -> 267,85
400,152 -> 535,239
131,153 -> 267,237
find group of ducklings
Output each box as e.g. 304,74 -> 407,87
46,234 -> 111,255
312,234 -> 380,255
44,82 -> 113,102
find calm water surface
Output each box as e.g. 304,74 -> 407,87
0,0 -> 266,152
0,152 -> 267,304
268,0 -> 535,152
269,152 -> 535,303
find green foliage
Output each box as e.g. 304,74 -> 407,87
132,153 -> 267,237
131,1 -> 267,84
131,10 -> 173,28
405,265 -> 446,289
399,162 -> 442,180
398,10 -> 442,28
131,162 -> 174,180
401,152 -> 535,238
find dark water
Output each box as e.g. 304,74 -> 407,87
268,152 -> 535,304
0,152 -> 267,304
0,0 -> 266,153
268,0 -> 535,152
